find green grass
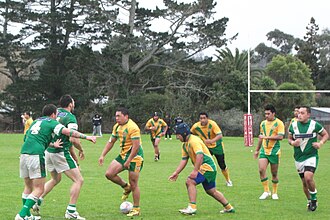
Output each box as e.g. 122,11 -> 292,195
1,133 -> 330,219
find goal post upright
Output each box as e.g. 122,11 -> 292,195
244,49 -> 254,147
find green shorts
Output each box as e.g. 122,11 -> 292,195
115,155 -> 144,173
208,145 -> 224,155
259,152 -> 279,164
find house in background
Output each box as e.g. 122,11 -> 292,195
311,107 -> 330,138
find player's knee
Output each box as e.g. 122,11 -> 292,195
105,171 -> 114,180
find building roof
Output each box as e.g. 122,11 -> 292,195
311,107 -> 330,114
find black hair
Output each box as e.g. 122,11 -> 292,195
117,107 -> 129,116
59,94 -> 73,108
42,104 -> 57,116
300,106 -> 311,114
199,112 -> 209,118
264,104 -> 276,113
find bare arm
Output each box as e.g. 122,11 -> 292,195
61,128 -> 96,143
312,129 -> 329,149
168,159 -> 189,181
205,134 -> 222,145
98,137 -> 117,166
70,137 -> 85,159
123,139 -> 140,169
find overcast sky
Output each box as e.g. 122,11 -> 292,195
139,0 -> 330,52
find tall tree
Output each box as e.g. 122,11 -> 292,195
296,17 -> 320,82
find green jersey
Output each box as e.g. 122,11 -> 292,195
47,108 -> 78,153
21,117 -> 65,155
289,119 -> 324,162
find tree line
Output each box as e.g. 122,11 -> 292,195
0,0 -> 329,134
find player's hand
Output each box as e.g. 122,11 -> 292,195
98,156 -> 104,166
53,139 -> 63,148
204,139 -> 213,145
168,172 -> 178,182
86,136 -> 97,143
188,170 -> 198,179
291,139 -> 301,147
79,150 -> 85,160
312,142 -> 322,149
253,150 -> 259,159
258,135 -> 266,139
123,161 -> 130,169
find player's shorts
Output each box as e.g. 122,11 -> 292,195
208,145 -> 224,155
20,154 -> 46,179
150,135 -> 161,144
45,151 -> 78,173
295,156 -> 318,176
192,172 -> 216,191
115,154 -> 144,173
259,152 -> 279,164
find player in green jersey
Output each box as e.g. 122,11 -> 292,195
15,104 -> 96,220
99,107 -> 144,217
288,106 -> 328,212
32,95 -> 88,220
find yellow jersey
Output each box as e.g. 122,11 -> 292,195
259,117 -> 285,155
146,118 -> 167,138
24,117 -> 33,134
182,134 -> 216,175
111,119 -> 143,160
190,119 -> 223,149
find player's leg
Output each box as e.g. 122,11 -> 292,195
64,168 -> 85,219
258,157 -> 271,199
105,157 -> 129,201
205,188 -> 235,213
18,177 -> 45,218
270,157 -> 279,199
126,158 -> 143,217
304,168 -> 318,211
213,153 -> 232,186
178,175 -> 198,215
153,137 -> 161,161
16,154 -> 45,219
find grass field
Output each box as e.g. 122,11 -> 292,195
1,133 -> 330,220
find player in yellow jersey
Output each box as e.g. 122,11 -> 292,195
98,107 -> 144,217
254,104 -> 284,200
21,111 -> 33,135
169,123 -> 234,215
190,112 -> 232,186
145,112 -> 168,161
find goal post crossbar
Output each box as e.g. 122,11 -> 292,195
250,90 -> 330,93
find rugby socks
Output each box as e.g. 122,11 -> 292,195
21,193 -> 31,216
272,179 -> 279,194
37,197 -> 43,206
221,168 -> 231,182
189,202 -> 197,209
19,194 -> 38,217
309,189 -> 317,200
223,202 -> 233,210
261,177 -> 270,192
67,204 -> 77,213
22,193 -> 28,205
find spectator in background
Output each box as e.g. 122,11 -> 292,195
21,111 -> 33,135
164,114 -> 172,140
92,114 -> 102,136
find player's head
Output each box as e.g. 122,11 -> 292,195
298,106 -> 311,123
42,104 -> 57,118
59,94 -> 75,112
174,123 -> 191,142
199,112 -> 209,126
294,106 -> 300,118
264,104 -> 276,121
153,112 -> 159,121
23,111 -> 31,119
174,117 -> 183,125
116,107 -> 129,125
